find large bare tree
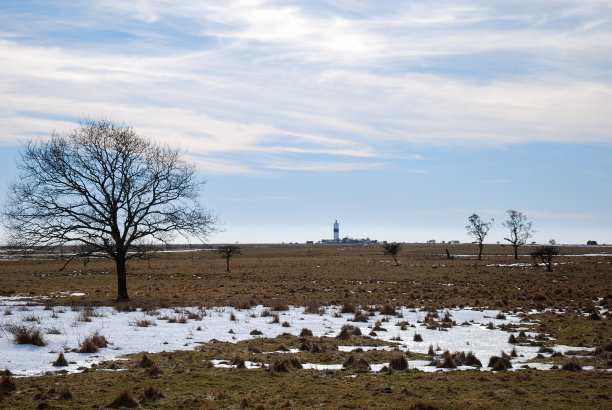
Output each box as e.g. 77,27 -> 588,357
502,210 -> 535,260
4,119 -> 215,301
466,213 -> 493,260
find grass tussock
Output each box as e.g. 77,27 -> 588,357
272,357 -> 302,372
342,355 -> 370,371
562,357 -> 582,371
488,355 -> 512,371
53,352 -> 68,367
139,353 -> 155,368
336,324 -> 362,339
389,353 -> 409,371
0,375 -> 16,393
78,332 -> 108,353
10,326 -> 46,346
107,389 -> 139,408
299,328 -> 313,337
379,303 -> 397,315
142,385 -> 164,403
59,387 -> 72,400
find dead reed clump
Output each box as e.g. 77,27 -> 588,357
272,357 -> 302,372
145,364 -> 163,376
508,334 -> 517,344
300,328 -> 313,337
488,356 -> 511,371
336,324 -> 361,339
427,344 -> 435,356
352,311 -> 369,322
53,352 -> 68,367
140,354 -> 155,368
389,353 -> 409,371
231,356 -> 246,368
413,333 -> 423,342
0,375 -> 16,393
464,351 -> 482,367
281,321 -> 291,327
142,385 -> 164,403
299,341 -> 311,351
270,299 -> 289,311
562,358 -> 582,371
250,329 -> 263,336
340,301 -> 356,314
78,332 -> 108,353
107,389 -> 139,408
380,303 -> 397,315
59,387 -> 72,400
343,355 -> 371,372
437,351 -> 457,369
10,326 -> 46,346
407,399 -> 438,409
304,299 -> 323,315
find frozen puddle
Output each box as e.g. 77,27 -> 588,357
0,297 -> 595,376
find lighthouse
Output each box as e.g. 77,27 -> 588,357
333,220 -> 339,241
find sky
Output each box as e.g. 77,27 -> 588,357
0,0 -> 611,245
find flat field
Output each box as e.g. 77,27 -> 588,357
0,243 -> 610,408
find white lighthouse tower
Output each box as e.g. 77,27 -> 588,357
333,220 -> 339,241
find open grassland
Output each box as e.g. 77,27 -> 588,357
0,244 -> 610,408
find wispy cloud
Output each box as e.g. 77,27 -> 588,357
1,0 -> 611,175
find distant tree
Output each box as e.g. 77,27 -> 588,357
502,210 -> 535,260
382,242 -> 401,266
466,214 -> 494,260
3,119 -> 216,301
587,240 -> 598,246
219,245 -> 242,272
530,242 -> 560,272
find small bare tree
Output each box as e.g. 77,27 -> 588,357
219,245 -> 241,272
502,210 -> 535,260
3,119 -> 216,301
382,242 -> 401,266
466,213 -> 494,260
530,241 -> 559,272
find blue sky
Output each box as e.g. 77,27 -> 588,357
1,1 -> 611,244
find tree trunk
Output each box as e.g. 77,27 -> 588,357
513,245 -> 519,260
115,253 -> 129,301
478,243 -> 483,260
226,258 -> 230,272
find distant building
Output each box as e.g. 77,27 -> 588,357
320,220 -> 378,245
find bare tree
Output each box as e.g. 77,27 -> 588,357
382,242 -> 401,266
502,210 -> 535,260
3,119 -> 215,301
219,245 -> 241,272
465,213 -> 494,260
530,241 -> 559,272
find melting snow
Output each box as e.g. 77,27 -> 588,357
0,297 -> 596,377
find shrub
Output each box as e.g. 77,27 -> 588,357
108,389 -> 139,408
53,352 -> 68,367
10,326 -> 46,346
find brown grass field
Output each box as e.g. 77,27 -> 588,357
0,243 -> 610,408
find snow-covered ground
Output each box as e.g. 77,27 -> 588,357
0,296 -> 593,376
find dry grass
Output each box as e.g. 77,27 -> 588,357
52,352 -> 68,367
78,332 -> 108,353
10,326 -> 46,346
